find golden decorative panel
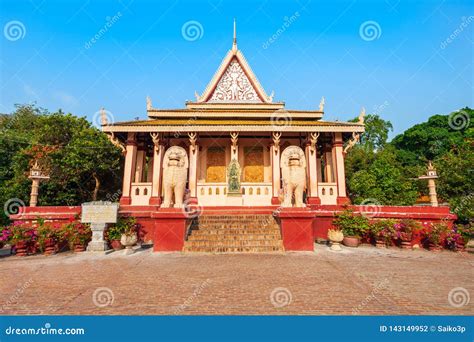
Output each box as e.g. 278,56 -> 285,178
244,146 -> 264,182
206,147 -> 226,182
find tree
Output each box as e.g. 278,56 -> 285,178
349,114 -> 393,151
0,104 -> 123,224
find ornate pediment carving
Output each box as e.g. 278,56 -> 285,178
208,59 -> 262,103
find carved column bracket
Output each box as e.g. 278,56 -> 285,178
230,132 -> 239,155
150,132 -> 161,147
272,132 -> 282,154
309,132 -> 320,154
188,132 -> 197,154
343,132 -> 360,153
107,132 -> 126,154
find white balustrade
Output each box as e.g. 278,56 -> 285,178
317,183 -> 337,205
197,182 -> 272,206
131,182 -> 152,205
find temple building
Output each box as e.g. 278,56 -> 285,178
102,28 -> 365,209
13,25 -> 456,253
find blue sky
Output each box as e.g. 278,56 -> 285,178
0,0 -> 472,136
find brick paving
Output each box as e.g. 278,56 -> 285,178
0,245 -> 472,315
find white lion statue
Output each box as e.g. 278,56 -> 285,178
162,146 -> 188,208
280,146 -> 307,207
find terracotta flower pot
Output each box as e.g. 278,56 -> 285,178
400,241 -> 412,249
15,241 -> 28,256
429,243 -> 442,252
375,239 -> 386,248
43,238 -> 56,255
343,236 -> 360,247
74,244 -> 86,253
110,240 -> 123,250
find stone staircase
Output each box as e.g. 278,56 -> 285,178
183,214 -> 284,253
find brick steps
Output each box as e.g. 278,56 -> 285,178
183,214 -> 284,253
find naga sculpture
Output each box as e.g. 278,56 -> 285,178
162,146 -> 188,208
280,146 -> 307,207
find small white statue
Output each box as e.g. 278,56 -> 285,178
280,146 -> 307,207
162,146 -> 188,208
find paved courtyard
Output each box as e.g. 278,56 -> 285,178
0,245 -> 472,315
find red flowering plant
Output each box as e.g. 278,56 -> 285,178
62,222 -> 92,250
8,221 -> 37,246
0,226 -> 12,247
394,219 -> 422,242
423,222 -> 449,248
445,226 -> 464,251
36,219 -> 61,253
369,219 -> 396,246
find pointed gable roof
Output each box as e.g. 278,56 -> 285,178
196,24 -> 273,103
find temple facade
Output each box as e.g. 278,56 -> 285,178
102,32 -> 364,209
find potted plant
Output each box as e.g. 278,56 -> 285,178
106,224 -> 125,250
327,228 -> 344,251
62,222 -> 92,252
369,219 -> 396,248
9,222 -> 36,256
36,220 -> 60,255
120,217 -> 139,254
424,222 -> 449,251
0,226 -> 12,250
445,228 -> 464,252
333,208 -> 369,247
394,219 -> 421,249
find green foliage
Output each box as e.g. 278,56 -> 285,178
106,217 -> 137,241
0,104 -> 123,224
345,107 -> 473,225
369,219 -> 396,244
333,208 -> 369,238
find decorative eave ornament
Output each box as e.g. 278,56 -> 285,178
343,132 -> 360,153
358,107 -> 366,124
107,132 -> 126,154
100,108 -> 108,126
146,96 -> 153,110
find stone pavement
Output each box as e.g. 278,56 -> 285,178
0,245 -> 472,315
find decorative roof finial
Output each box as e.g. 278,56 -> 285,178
319,96 -> 325,112
358,107 -> 366,124
146,96 -> 152,110
232,18 -> 237,52
100,107 -> 108,126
